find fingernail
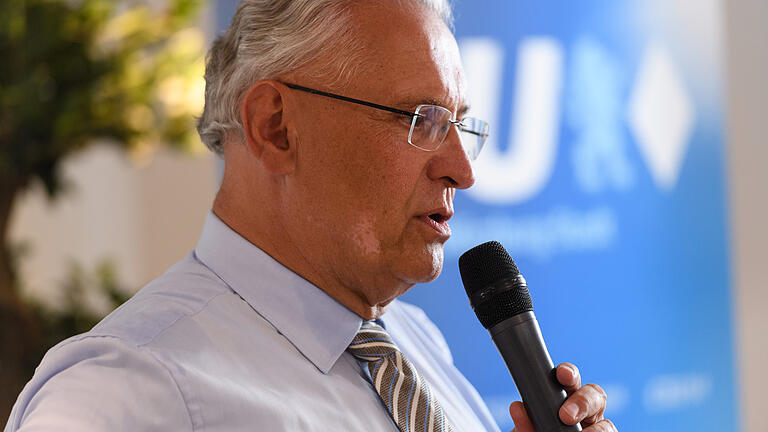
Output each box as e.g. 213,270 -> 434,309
563,402 -> 579,421
563,364 -> 576,377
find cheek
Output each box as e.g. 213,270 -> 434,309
348,218 -> 381,257
367,129 -> 424,196
298,116 -> 423,229
343,130 -> 417,209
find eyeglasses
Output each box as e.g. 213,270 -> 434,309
283,82 -> 489,161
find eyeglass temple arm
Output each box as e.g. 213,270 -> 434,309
283,82 -> 421,119
448,119 -> 489,137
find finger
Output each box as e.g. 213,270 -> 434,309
556,362 -> 581,394
559,383 -> 607,426
509,401 -> 535,432
582,418 -> 617,432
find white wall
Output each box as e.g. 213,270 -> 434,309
9,146 -> 217,309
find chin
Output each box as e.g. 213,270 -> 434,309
401,243 -> 445,284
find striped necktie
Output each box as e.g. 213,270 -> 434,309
347,321 -> 454,432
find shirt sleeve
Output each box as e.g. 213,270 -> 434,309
5,335 -> 194,432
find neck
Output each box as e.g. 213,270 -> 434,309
212,187 -> 395,321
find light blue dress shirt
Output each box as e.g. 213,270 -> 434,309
5,212 -> 500,431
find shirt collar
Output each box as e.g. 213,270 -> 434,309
194,211 -> 363,374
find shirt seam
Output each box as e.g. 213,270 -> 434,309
133,289 -> 233,348
137,342 -> 203,431
129,290 -> 237,431
39,334 -> 198,431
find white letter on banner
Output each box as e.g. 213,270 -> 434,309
460,37 -> 564,205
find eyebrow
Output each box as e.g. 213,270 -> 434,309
457,104 -> 471,118
397,98 -> 472,119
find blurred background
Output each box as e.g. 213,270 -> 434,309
1,0 -> 765,430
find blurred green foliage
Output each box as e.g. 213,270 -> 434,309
0,0 -> 206,418
29,259 -> 132,356
0,0 -> 205,197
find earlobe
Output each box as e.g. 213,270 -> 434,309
241,81 -> 296,174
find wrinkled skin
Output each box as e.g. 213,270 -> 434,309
213,2 -> 615,430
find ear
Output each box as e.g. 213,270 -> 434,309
241,81 -> 295,174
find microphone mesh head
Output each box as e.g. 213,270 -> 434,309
459,241 -> 519,294
459,241 -> 533,328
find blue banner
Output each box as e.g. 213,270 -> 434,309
402,0 -> 737,430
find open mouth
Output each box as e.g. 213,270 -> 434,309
428,213 -> 447,224
421,211 -> 452,238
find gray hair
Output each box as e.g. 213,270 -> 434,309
196,0 -> 454,154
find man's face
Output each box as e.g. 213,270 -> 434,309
281,2 -> 474,310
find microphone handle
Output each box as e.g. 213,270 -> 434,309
489,311 -> 582,432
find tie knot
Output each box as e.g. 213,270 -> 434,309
347,321 -> 399,362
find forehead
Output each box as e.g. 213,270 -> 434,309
346,1 -> 467,112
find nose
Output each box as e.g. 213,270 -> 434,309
425,124 -> 475,189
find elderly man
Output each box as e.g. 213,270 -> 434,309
6,1 -> 615,431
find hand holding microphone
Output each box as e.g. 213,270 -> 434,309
459,241 -> 616,432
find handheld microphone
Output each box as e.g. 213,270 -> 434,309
459,241 -> 581,432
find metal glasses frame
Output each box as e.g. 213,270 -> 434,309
282,82 -> 488,156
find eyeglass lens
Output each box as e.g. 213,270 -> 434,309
408,105 -> 488,160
